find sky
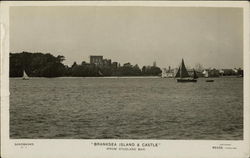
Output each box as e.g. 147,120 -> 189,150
10,6 -> 243,69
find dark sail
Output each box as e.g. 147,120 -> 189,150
193,69 -> 198,79
180,59 -> 190,78
175,67 -> 180,78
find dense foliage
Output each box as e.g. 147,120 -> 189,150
10,52 -> 162,77
10,52 -> 66,77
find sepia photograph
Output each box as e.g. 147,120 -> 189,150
1,2 -> 249,158
9,6 -> 244,140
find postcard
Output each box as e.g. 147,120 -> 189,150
1,1 -> 249,158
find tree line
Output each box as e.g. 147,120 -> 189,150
10,52 -> 162,77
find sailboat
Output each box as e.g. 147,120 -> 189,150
22,70 -> 29,80
193,69 -> 198,79
175,59 -> 197,82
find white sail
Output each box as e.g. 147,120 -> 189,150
23,70 -> 29,80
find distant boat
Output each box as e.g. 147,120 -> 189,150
22,70 -> 29,80
206,79 -> 214,82
193,68 -> 198,79
175,59 -> 197,82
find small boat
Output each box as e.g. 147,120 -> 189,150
175,59 -> 197,82
22,70 -> 29,80
206,79 -> 214,82
193,68 -> 198,79
177,78 -> 197,82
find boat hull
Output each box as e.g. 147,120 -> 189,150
206,80 -> 214,82
177,78 -> 197,82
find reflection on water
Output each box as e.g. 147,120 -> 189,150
10,77 -> 243,139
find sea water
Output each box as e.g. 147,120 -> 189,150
10,77 -> 243,139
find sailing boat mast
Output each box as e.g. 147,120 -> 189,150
22,70 -> 29,80
180,59 -> 190,78
193,69 -> 198,79
180,59 -> 183,78
176,59 -> 197,82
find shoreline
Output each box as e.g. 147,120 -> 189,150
10,76 -> 161,79
9,76 -> 243,79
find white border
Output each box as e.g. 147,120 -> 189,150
1,1 -> 249,158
